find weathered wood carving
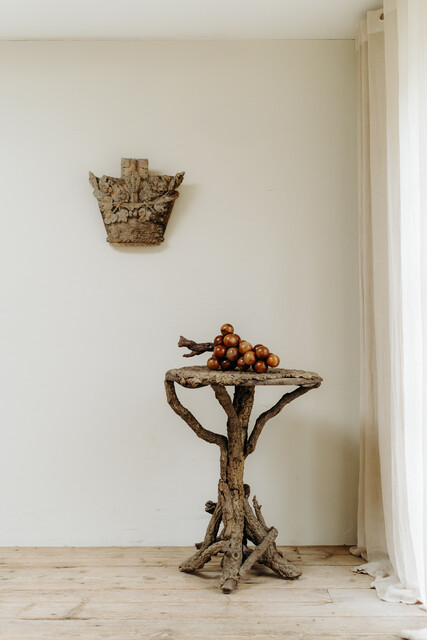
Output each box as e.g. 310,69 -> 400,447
89,158 -> 184,246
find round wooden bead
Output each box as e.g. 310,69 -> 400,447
221,324 -> 234,336
237,357 -> 250,371
207,357 -> 220,370
239,341 -> 253,354
254,360 -> 268,373
266,353 -> 280,368
223,333 -> 239,348
220,359 -> 233,370
214,344 -> 226,359
255,346 -> 270,360
214,335 -> 224,346
243,350 -> 256,365
226,347 -> 239,362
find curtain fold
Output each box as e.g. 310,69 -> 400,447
354,1 -> 427,637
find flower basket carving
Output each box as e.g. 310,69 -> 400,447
89,158 -> 184,246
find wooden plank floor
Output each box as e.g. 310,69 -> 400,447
0,546 -> 425,639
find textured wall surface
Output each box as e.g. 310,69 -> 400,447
0,40 -> 359,545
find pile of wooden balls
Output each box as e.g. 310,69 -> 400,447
207,324 -> 280,373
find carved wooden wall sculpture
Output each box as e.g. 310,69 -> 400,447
89,158 -> 184,246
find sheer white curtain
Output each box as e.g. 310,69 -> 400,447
354,1 -> 427,638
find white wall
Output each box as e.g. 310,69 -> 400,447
0,41 -> 359,546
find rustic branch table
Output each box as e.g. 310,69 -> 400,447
165,365 -> 322,593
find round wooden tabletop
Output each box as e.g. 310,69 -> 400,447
165,365 -> 322,389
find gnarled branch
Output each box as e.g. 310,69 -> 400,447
192,498 -> 223,554
243,500 -> 301,579
233,386 -> 255,450
253,495 -> 268,529
245,384 -> 319,456
239,527 -> 278,578
178,336 -> 214,358
165,380 -> 227,450
233,386 -> 255,429
180,540 -> 227,573
212,385 -> 240,426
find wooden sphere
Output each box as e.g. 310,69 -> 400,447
253,344 -> 263,351
220,359 -> 233,370
226,347 -> 239,362
239,341 -> 253,354
267,353 -> 280,368
234,334 -> 241,343
207,357 -> 220,370
243,350 -> 256,365
255,346 -> 270,360
223,333 -> 239,348
214,344 -> 226,359
237,357 -> 250,371
221,323 -> 234,336
214,335 -> 224,346
254,360 -> 268,373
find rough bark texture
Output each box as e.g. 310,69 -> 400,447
89,158 -> 184,246
165,365 -> 322,389
164,366 -> 322,593
178,336 -> 214,358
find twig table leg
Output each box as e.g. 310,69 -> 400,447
164,366 -> 321,593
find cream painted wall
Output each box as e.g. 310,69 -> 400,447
0,41 -> 359,546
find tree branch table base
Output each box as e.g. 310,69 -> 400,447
165,366 -> 322,593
